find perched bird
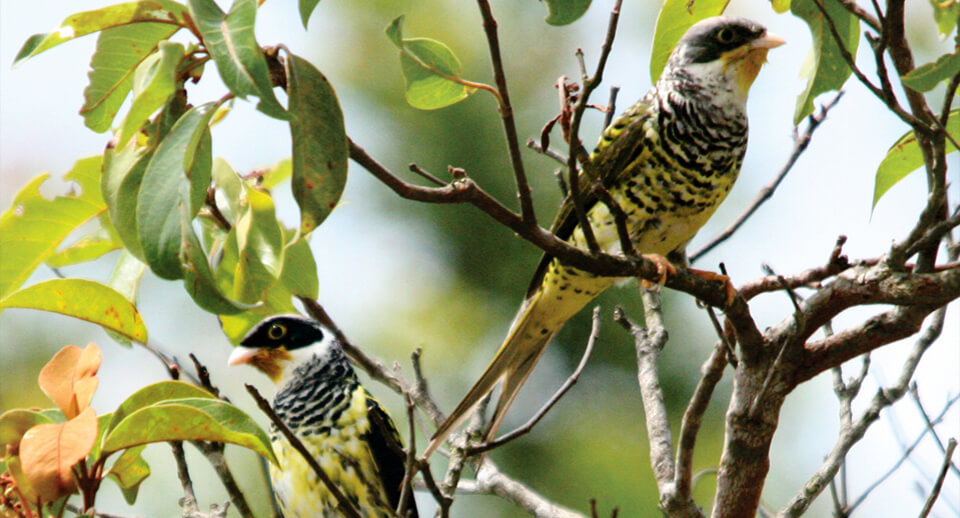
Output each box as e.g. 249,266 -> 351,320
228,315 -> 418,518
426,16 -> 784,456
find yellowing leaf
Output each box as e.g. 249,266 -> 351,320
649,0 -> 729,82
38,344 -> 102,419
19,407 -> 98,502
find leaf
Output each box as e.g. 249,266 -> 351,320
105,446 -> 150,504
0,410 -> 54,453
13,1 -> 187,66
102,398 -> 276,464
234,189 -> 285,302
772,0 -> 791,13
38,344 -> 102,420
281,234 -> 318,299
873,109 -> 959,208
542,0 -> 592,26
118,41 -> 186,147
211,158 -> 245,223
187,0 -> 288,119
0,279 -> 148,343
0,156 -> 105,299
45,229 -> 121,268
386,16 -> 474,110
299,0 -> 322,28
901,51 -> 960,93
82,22 -> 179,133
103,252 -> 147,347
105,381 -> 215,435
649,0 -> 729,82
19,407 -> 98,502
792,0 -> 859,124
286,53 -> 349,234
256,157 -> 293,191
180,207 -> 250,315
137,103 -> 216,279
102,137 -> 152,259
930,0 -> 960,37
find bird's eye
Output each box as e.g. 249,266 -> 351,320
716,28 -> 735,44
268,323 -> 286,340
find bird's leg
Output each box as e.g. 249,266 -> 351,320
686,267 -> 738,307
639,253 -> 677,289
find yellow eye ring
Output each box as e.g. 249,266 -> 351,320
716,28 -> 734,44
268,323 -> 286,340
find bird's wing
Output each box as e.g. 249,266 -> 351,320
365,396 -> 419,518
526,96 -> 655,296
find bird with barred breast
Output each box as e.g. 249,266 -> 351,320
229,315 -> 418,517
425,16 -> 784,457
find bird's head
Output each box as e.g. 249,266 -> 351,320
228,314 -> 341,386
660,16 -> 785,105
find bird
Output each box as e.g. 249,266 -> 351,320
228,314 -> 418,518
425,16 -> 784,457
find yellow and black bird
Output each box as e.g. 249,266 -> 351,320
426,16 -> 784,456
229,315 -> 418,517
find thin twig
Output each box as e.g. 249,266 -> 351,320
526,138 -> 569,166
918,438 -> 958,518
604,86 -> 620,129
408,163 -> 447,187
909,383 -> 960,477
475,0 -> 536,225
674,341 -> 727,499
467,307 -> 601,455
244,384 -> 364,518
690,92 -> 844,263
171,442 -> 199,516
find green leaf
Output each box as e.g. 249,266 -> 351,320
543,0 -> 592,26
299,0 -> 322,28
102,138 -> 152,259
104,252 -> 148,347
901,51 -> 960,93
281,235 -> 318,299
105,446 -> 150,504
0,279 -> 148,342
211,158 -> 244,224
118,41 -> 185,147
82,22 -> 179,133
0,156 -> 105,299
792,0 -> 859,124
0,410 -> 54,451
649,0 -> 729,82
180,207 -> 249,315
873,109 -> 959,208
187,0 -> 288,119
102,398 -> 276,464
256,158 -> 293,191
45,229 -> 121,268
13,1 -> 187,66
386,16 -> 474,110
286,53 -> 348,234
137,103 -> 216,279
105,381 -> 215,436
930,0 -> 960,37
233,189 -> 285,303
772,0 -> 791,13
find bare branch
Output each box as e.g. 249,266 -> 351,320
470,460 -> 587,518
526,138 -> 569,166
918,438 -> 958,518
475,0 -> 536,224
675,342 -> 728,500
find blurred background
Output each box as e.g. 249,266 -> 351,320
1,0 -> 957,516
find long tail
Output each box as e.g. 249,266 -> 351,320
424,291 -> 553,458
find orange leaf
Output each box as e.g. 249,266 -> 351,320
38,343 -> 101,418
19,407 -> 98,503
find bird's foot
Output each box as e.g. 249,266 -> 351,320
639,254 -> 677,290
687,267 -> 738,307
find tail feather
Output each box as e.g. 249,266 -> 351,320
425,293 -> 551,457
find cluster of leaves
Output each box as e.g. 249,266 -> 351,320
0,343 -> 274,515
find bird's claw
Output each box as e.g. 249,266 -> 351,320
639,254 -> 677,290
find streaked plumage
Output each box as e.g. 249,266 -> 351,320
426,16 -> 784,456
229,315 -> 417,517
